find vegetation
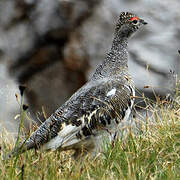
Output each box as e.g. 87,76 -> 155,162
0,89 -> 180,179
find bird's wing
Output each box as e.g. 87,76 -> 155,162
15,78 -> 134,154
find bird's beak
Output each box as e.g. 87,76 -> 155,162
140,19 -> 148,25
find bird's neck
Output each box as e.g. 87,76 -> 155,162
111,35 -> 128,52
92,36 -> 129,80
107,36 -> 129,74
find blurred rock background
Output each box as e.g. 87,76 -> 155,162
0,0 -> 179,133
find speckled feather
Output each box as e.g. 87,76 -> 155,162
8,12 -> 147,158
24,77 -> 134,150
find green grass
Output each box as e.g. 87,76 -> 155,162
0,96 -> 180,179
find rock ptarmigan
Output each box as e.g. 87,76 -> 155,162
8,12 -> 147,159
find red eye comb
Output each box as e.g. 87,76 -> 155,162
129,17 -> 139,21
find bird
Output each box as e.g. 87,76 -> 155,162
8,12 -> 147,159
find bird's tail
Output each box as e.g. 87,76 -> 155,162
3,137 -> 38,160
2,142 -> 26,160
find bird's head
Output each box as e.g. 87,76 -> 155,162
115,12 -> 147,38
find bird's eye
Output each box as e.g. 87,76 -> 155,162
129,17 -> 139,25
132,19 -> 138,24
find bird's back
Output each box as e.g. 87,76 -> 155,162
21,77 -> 133,152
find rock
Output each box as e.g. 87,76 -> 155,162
0,58 -> 19,133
